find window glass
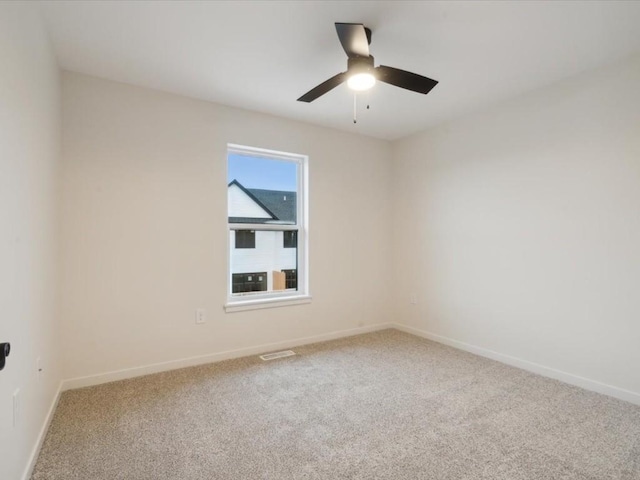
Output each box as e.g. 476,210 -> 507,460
227,145 -> 307,303
283,231 -> 297,248
234,230 -> 255,249
232,272 -> 267,293
282,269 -> 297,290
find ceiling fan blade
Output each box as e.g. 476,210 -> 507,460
335,23 -> 370,58
297,72 -> 347,102
375,65 -> 438,95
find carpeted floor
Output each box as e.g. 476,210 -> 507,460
33,329 -> 640,479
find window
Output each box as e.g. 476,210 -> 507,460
232,272 -> 267,293
282,269 -> 297,290
226,144 -> 309,311
235,230 -> 255,249
283,231 -> 297,248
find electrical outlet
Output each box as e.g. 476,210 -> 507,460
195,308 -> 206,324
410,294 -> 417,305
13,389 -> 20,427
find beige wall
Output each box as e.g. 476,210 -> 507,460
59,72 -> 393,381
0,3 -> 62,479
392,54 -> 640,398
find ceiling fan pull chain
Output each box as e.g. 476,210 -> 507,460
353,93 -> 357,124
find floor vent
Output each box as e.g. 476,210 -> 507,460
259,350 -> 296,361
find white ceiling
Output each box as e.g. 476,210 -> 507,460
39,0 -> 640,141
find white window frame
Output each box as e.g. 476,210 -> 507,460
224,144 -> 310,313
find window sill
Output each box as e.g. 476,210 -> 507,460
224,295 -> 312,313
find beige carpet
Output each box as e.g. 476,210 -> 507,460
33,330 -> 640,479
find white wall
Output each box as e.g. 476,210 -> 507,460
0,3 -> 62,480
392,54 -> 640,399
59,72 -> 393,381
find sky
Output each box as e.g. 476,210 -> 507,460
227,153 -> 297,191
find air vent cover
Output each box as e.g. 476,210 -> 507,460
259,350 -> 296,361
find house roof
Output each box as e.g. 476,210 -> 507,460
247,188 -> 296,224
228,179 -> 296,224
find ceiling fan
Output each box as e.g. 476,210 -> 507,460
297,22 -> 438,103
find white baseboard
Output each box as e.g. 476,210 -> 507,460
394,323 -> 640,406
62,323 -> 395,391
22,381 -> 63,480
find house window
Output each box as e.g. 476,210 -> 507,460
283,231 -> 297,248
232,272 -> 267,293
235,230 -> 255,249
282,269 -> 297,290
226,144 -> 309,311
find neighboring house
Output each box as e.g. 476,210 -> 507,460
228,179 -> 297,294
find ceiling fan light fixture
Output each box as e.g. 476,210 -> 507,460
347,72 -> 376,91
297,23 -> 438,103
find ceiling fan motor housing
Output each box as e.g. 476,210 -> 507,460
348,55 -> 375,76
